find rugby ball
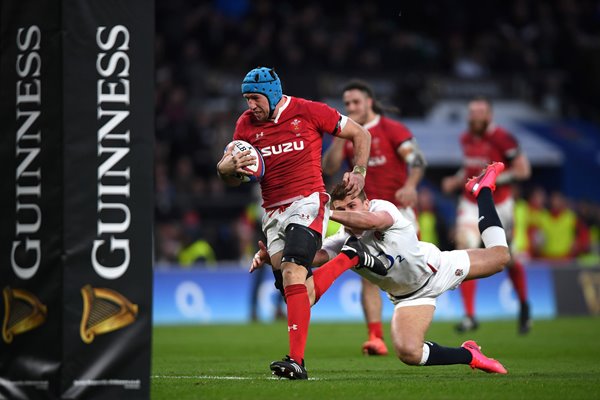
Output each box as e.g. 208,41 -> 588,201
224,140 -> 265,182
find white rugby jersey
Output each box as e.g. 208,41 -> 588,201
323,199 -> 440,297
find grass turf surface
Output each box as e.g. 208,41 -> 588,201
152,317 -> 600,399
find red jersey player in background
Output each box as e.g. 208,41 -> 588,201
217,67 -> 385,379
323,80 -> 426,355
442,97 -> 532,334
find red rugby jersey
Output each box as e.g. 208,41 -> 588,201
343,115 -> 413,206
460,124 -> 520,204
234,96 -> 342,208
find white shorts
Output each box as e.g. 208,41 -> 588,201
456,196 -> 514,247
392,249 -> 470,309
262,192 -> 331,256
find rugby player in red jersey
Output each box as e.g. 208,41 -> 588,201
442,97 -> 532,334
217,67 -> 387,380
323,80 -> 426,355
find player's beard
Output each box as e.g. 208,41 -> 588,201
350,109 -> 368,125
469,119 -> 489,136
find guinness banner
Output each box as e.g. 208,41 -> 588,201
0,0 -> 153,399
0,1 -> 63,398
61,0 -> 153,398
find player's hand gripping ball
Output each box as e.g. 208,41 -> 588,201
224,140 -> 265,182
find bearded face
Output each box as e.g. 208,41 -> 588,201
468,100 -> 492,136
343,89 -> 372,125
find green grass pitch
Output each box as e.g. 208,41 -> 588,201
152,317 -> 600,399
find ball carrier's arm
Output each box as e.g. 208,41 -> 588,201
216,146 -> 255,186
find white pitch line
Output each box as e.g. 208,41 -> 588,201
152,375 -> 321,381
153,376 -> 252,380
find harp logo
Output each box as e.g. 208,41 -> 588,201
80,285 -> 138,344
2,287 -> 47,344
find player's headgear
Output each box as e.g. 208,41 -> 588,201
241,67 -> 282,117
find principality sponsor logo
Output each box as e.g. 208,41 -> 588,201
464,157 -> 489,168
368,155 -> 387,167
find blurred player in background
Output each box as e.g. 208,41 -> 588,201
323,79 -> 426,355
442,97 -> 532,334
217,67 -> 379,379
253,162 -> 510,375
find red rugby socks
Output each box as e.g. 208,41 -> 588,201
284,284 -> 311,363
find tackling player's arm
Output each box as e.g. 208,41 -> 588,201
395,138 -> 427,207
330,209 -> 394,231
337,118 -> 370,197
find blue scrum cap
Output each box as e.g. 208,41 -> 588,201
241,67 -> 282,116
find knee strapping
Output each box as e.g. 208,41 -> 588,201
281,223 -> 321,269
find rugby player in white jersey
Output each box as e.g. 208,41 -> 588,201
252,162 -> 509,374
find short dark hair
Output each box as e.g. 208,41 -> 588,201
343,79 -> 375,99
330,182 -> 366,202
342,79 -> 386,115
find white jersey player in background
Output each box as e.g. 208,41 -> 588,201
252,162 -> 510,374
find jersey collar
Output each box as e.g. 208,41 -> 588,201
363,114 -> 381,131
272,95 -> 291,124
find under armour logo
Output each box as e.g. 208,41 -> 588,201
288,324 -> 298,332
455,269 -> 464,276
256,132 -> 264,139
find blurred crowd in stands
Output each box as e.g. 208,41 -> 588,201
154,0 -> 600,266
512,187 -> 600,266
